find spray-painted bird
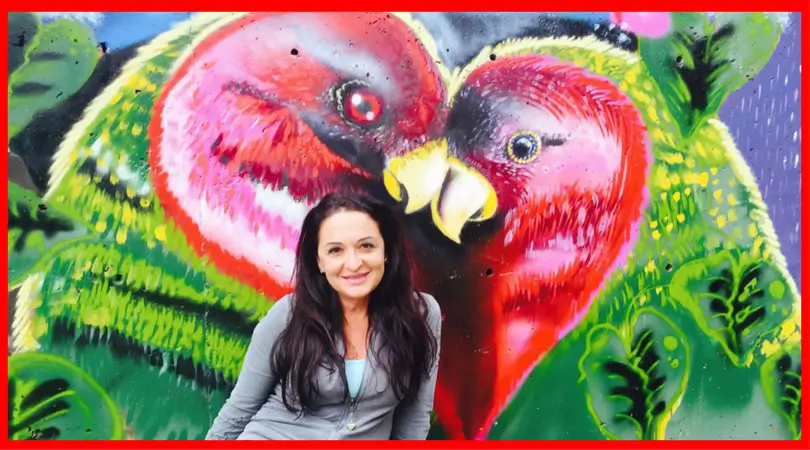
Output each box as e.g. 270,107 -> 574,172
386,51 -> 650,438
150,12 -> 448,299
10,12 -> 450,439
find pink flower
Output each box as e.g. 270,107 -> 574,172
610,12 -> 672,38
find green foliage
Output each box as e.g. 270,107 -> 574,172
639,12 -> 782,137
761,344 -> 802,440
39,240 -> 256,385
8,14 -> 274,439
486,12 -> 799,442
579,307 -> 689,440
36,338 -> 231,440
486,334 -> 603,440
669,247 -> 794,366
7,181 -> 98,288
8,352 -> 124,440
8,13 -> 40,75
8,17 -> 100,140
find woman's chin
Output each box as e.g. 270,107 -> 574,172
335,279 -> 381,303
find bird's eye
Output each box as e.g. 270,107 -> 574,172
335,81 -> 384,127
506,131 -> 541,164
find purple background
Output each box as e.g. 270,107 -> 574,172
719,19 -> 802,289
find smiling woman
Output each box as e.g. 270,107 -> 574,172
205,193 -> 442,440
317,209 -> 387,309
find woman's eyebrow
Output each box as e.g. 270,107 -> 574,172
323,236 -> 374,247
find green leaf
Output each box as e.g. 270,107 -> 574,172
427,413 -> 447,440
669,248 -> 794,366
8,181 -> 98,288
7,13 -> 40,76
639,12 -> 781,137
761,344 -> 802,440
487,334 -> 603,440
8,352 -> 124,440
8,18 -> 100,141
578,307 -> 690,440
705,14 -> 781,115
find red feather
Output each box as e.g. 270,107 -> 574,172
431,54 -> 651,438
149,12 -> 446,299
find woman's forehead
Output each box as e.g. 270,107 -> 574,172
319,210 -> 382,243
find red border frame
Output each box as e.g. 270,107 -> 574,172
2,3 -> 808,450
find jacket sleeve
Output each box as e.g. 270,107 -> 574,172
390,293 -> 443,440
205,296 -> 291,440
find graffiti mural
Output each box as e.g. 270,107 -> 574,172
7,11 -> 802,441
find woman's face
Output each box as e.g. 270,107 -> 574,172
317,210 -> 386,303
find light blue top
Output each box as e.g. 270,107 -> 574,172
345,359 -> 366,399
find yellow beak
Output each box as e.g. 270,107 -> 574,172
383,139 -> 498,243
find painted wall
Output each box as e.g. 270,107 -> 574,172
7,12 -> 802,441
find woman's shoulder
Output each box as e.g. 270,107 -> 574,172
415,291 -> 441,327
252,293 -> 295,337
416,291 -> 440,311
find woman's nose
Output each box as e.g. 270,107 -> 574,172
345,251 -> 363,270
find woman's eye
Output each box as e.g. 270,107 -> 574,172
328,247 -> 341,254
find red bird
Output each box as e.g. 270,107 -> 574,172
386,54 -> 650,438
149,12 -> 446,299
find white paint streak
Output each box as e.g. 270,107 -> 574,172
38,12 -> 104,25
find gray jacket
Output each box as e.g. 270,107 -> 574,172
205,293 -> 442,440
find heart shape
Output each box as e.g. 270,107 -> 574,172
149,12 -> 651,440
391,51 -> 651,438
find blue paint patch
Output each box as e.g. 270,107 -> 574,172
62,12 -> 195,49
97,12 -> 195,49
43,12 -> 610,51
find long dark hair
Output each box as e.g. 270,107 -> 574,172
271,192 -> 438,414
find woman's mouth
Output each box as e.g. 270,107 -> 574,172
341,272 -> 370,285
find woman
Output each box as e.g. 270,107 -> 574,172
206,193 -> 442,440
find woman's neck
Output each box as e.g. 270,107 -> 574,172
340,296 -> 369,320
